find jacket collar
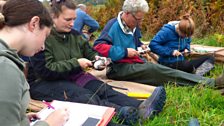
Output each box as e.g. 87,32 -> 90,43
51,28 -> 71,42
117,11 -> 136,35
0,39 -> 25,71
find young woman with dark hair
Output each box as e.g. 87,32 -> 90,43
0,0 -> 69,125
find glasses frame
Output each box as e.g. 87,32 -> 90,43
131,13 -> 144,22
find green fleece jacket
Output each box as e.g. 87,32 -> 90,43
29,28 -> 98,81
0,40 -> 48,126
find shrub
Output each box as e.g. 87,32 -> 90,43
89,0 -> 224,40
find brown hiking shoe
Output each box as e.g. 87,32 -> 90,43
215,74 -> 224,89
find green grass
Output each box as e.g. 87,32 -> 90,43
143,64 -> 224,126
111,65 -> 224,126
192,34 -> 224,47
111,64 -> 224,125
144,86 -> 224,126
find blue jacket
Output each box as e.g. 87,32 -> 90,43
94,12 -> 144,64
72,8 -> 99,34
149,22 -> 191,64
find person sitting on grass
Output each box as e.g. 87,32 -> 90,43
0,0 -> 69,125
71,4 -> 99,41
27,0 -> 166,125
93,0 -> 224,89
149,14 -> 215,76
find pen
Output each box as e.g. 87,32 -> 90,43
42,100 -> 55,110
110,85 -> 128,90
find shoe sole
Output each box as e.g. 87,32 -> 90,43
142,86 -> 166,119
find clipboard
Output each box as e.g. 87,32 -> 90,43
30,100 -> 115,126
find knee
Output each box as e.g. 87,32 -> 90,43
77,94 -> 101,105
183,64 -> 194,73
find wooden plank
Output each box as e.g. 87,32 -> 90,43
28,99 -> 47,112
88,69 -> 156,95
190,44 -> 224,63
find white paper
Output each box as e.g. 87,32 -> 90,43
30,100 -> 112,126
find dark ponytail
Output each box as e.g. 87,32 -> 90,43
0,0 -> 53,29
49,0 -> 76,17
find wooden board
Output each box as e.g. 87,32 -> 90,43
190,44 -> 224,63
28,99 -> 47,112
88,69 -> 156,95
106,80 -> 156,94
143,42 -> 224,62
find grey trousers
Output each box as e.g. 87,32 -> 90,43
106,62 -> 215,86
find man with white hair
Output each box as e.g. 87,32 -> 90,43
94,0 -> 224,88
72,3 -> 99,40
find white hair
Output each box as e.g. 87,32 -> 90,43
122,0 -> 149,13
77,4 -> 86,10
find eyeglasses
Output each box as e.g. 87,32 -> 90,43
131,13 -> 144,22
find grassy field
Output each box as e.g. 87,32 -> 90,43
142,64 -> 224,126
144,87 -> 224,126
110,64 -> 224,126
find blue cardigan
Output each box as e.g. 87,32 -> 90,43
149,22 -> 191,64
72,8 -> 99,34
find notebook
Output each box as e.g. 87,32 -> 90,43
30,100 -> 115,126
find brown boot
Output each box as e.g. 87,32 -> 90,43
215,74 -> 224,88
